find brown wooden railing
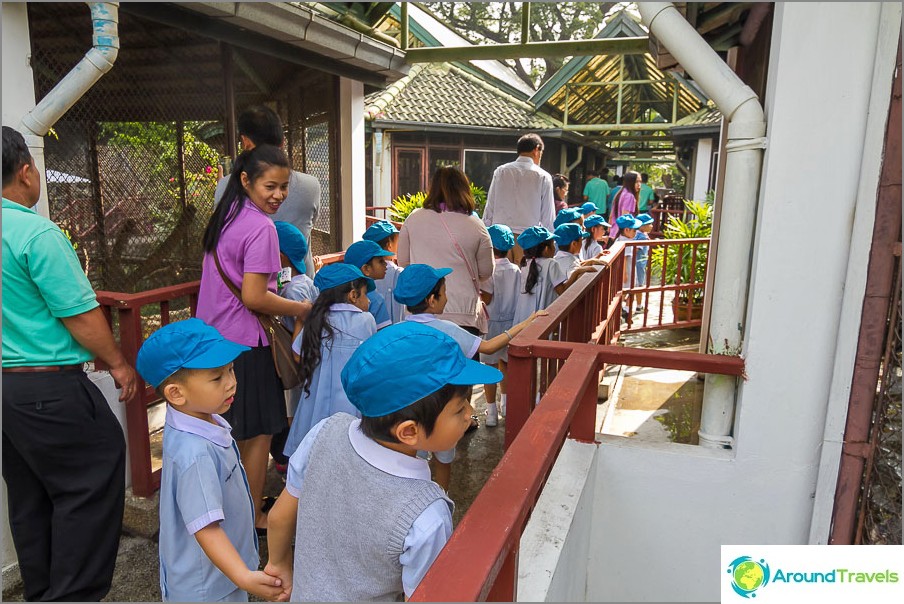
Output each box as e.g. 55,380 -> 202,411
411,238 -> 741,602
95,252 -> 346,497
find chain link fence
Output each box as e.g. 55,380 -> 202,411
29,3 -> 340,296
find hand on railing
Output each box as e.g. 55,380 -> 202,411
313,255 -> 323,272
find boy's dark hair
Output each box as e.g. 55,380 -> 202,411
238,105 -> 284,147
517,133 -> 544,154
586,169 -> 598,178
492,247 -> 508,259
360,384 -> 472,443
375,233 -> 399,251
641,172 -> 649,183
405,277 -> 445,315
2,126 -> 32,188
154,368 -> 192,402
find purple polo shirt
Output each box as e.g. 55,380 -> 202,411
196,200 -> 280,347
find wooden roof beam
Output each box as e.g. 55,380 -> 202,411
405,37 -> 648,63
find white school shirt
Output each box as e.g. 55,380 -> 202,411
158,407 -> 257,602
287,416 -> 453,599
513,257 -> 567,324
375,260 -> 406,324
283,303 -> 377,457
278,273 -> 319,332
481,258 -> 521,365
553,249 -> 581,278
404,313 -> 482,359
616,234 -> 635,288
483,156 -> 556,233
581,239 -> 603,261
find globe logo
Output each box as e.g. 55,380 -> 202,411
727,556 -> 771,598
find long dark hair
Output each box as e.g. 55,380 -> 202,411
423,166 -> 476,214
202,144 -> 289,253
612,170 -> 639,216
521,240 -> 556,295
298,278 -> 370,396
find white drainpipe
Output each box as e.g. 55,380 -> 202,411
638,3 -> 767,449
19,2 -> 119,215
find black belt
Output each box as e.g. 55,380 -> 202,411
2,364 -> 84,373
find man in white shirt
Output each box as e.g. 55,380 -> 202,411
483,133 -> 555,264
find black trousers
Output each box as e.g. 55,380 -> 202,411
2,371 -> 126,602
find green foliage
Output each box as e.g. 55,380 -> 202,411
645,162 -> 685,193
389,191 -> 427,222
470,182 -> 487,216
650,200 -> 713,304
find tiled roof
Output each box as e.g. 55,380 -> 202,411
365,64 -> 558,130
674,104 -> 723,127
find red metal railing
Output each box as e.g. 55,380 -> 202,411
95,251 -> 346,497
412,233 -> 739,601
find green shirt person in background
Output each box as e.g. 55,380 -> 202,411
2,125 -> 137,601
582,169 -> 610,216
638,172 -> 657,212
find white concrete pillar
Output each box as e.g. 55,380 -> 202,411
691,138 -> 713,201
2,2 -> 49,219
339,77 -> 366,247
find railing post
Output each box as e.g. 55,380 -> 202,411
486,545 -> 518,602
570,354 -> 602,442
505,353 -> 533,450
119,306 -> 154,498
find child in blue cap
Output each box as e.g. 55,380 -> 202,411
553,222 -> 601,278
481,224 -> 522,426
633,213 -> 654,309
582,214 -> 610,261
553,206 -> 583,230
579,201 -> 598,220
265,322 -> 503,602
615,214 -> 643,318
135,319 -> 284,602
362,220 -> 405,325
512,226 -> 590,326
283,263 -> 377,458
394,264 -> 545,488
344,239 -> 394,329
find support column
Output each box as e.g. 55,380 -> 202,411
339,76 -> 366,247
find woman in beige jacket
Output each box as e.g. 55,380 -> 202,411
398,167 -> 495,338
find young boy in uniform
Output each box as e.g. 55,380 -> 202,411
135,319 -> 285,602
265,322 -> 503,601
615,214 -> 643,319
344,239 -> 394,329
362,220 -> 405,324
633,213 -> 654,310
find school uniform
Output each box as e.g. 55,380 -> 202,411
634,231 -> 650,288
287,413 -> 453,601
277,274 -> 320,418
367,290 -> 392,330
375,260 -> 406,324
553,249 -> 582,278
158,407 -> 257,602
513,257 -> 567,324
617,234 -> 635,290
283,303 -> 377,458
581,239 -> 604,261
480,258 -> 521,365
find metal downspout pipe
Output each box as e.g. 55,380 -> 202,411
19,2 -> 119,214
638,3 -> 767,449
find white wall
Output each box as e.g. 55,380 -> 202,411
371,129 -> 393,207
339,77 -> 366,247
691,137 -> 713,201
585,4 -> 897,601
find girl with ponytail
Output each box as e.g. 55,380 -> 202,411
196,144 -> 312,535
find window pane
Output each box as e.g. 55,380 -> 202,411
397,150 -> 424,197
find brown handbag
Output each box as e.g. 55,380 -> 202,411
214,252 -> 303,390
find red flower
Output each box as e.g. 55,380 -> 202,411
205,165 -> 212,174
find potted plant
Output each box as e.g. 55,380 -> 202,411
649,199 -> 713,320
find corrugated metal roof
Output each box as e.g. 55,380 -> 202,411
364,64 -> 558,129
674,105 -> 722,127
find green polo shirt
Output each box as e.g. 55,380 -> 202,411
2,198 -> 98,367
639,183 -> 656,211
583,177 -> 610,215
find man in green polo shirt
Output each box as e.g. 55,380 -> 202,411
582,169 -> 610,217
638,172 -> 657,212
2,126 -> 137,601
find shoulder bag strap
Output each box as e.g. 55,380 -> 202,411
213,250 -> 271,327
437,212 -> 482,298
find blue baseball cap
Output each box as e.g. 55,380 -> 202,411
553,207 -> 583,229
584,214 -> 609,229
616,214 -> 642,230
517,226 -> 556,250
636,213 -> 654,226
362,220 -> 399,243
554,223 -> 590,247
344,240 -> 393,270
274,221 -> 309,274
394,264 -> 453,306
341,321 -> 502,417
136,318 -> 250,388
314,263 -> 375,293
487,224 -> 515,252
579,202 -> 598,216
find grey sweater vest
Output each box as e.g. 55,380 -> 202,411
293,413 -> 452,601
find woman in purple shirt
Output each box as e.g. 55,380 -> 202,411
197,144 -> 312,534
608,170 -> 640,240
